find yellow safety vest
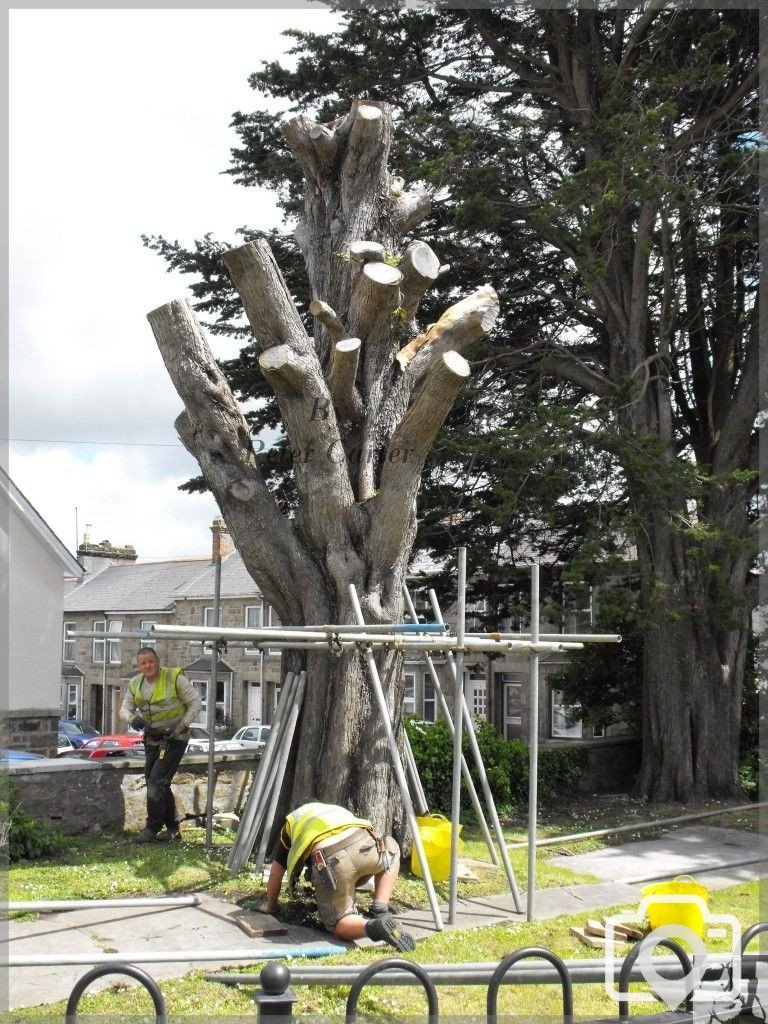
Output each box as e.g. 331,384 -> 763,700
128,667 -> 185,730
285,802 -> 372,880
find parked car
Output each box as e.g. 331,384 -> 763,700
58,719 -> 100,748
230,725 -> 271,750
57,732 -> 77,755
185,726 -> 246,754
0,749 -> 49,762
70,734 -> 145,759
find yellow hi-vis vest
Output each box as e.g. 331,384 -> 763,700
128,667 -> 185,731
285,802 -> 373,880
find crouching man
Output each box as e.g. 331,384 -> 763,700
260,801 -> 416,952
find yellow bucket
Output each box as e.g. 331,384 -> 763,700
641,875 -> 709,937
410,813 -> 463,882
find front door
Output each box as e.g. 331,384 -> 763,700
466,675 -> 487,721
247,681 -> 262,724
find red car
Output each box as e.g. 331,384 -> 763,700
73,734 -> 145,759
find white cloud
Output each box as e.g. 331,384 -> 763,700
9,7 -> 339,560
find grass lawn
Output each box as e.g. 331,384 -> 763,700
5,797 -> 764,1020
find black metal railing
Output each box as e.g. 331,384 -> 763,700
62,927 -> 767,1024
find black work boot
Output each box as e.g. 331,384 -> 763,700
364,914 -> 416,952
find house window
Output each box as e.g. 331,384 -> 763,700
245,603 -> 263,655
551,689 -> 583,739
203,606 -> 217,627
107,620 -> 122,664
497,672 -> 523,739
65,681 -> 79,719
562,581 -> 593,633
423,676 -> 436,722
139,620 -> 156,649
198,677 -> 227,726
265,604 -> 282,655
92,620 -> 106,664
63,622 -> 76,662
403,672 -> 416,716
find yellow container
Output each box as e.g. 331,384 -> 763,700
410,813 -> 463,882
641,875 -> 709,936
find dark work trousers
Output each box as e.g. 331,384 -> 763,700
143,738 -> 188,833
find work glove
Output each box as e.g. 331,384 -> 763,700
130,715 -> 144,732
171,723 -> 187,739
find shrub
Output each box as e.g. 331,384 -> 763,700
1,789 -> 64,862
405,716 -> 588,818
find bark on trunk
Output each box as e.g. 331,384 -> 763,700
148,101 -> 499,833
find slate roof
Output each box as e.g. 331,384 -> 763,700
177,553 -> 261,600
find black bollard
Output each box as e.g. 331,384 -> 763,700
253,962 -> 298,1023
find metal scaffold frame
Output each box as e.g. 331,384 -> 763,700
68,548 -> 620,924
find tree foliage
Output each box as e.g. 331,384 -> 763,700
147,3 -> 759,801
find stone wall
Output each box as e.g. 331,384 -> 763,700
6,751 -> 261,834
4,710 -> 59,758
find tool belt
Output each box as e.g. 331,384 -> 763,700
313,827 -> 372,859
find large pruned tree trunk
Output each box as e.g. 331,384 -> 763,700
147,101 -> 498,833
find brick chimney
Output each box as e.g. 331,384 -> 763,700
211,518 -> 235,561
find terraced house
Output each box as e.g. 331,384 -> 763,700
62,520 -> 632,765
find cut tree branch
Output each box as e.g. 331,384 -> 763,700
349,260 -> 404,347
309,299 -> 349,347
147,298 -> 315,613
222,239 -> 311,356
258,344 -> 356,549
399,240 -> 441,324
370,351 -> 471,578
407,284 -> 499,382
327,337 -> 363,422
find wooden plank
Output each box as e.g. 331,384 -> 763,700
600,917 -> 645,940
570,926 -> 630,949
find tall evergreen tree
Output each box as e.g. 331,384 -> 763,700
147,3 -> 759,802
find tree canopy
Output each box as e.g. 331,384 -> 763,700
147,2 -> 760,801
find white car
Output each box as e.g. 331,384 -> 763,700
185,725 -> 245,754
230,725 -> 271,750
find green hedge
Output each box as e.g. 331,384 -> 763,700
405,716 -> 588,817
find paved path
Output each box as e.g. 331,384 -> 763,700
4,825 -> 765,1011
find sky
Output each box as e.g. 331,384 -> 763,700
8,7 -> 340,562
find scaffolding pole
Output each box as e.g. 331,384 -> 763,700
527,562 -> 540,922
227,671 -> 300,873
429,590 -> 523,912
348,583 -> 444,931
403,584 -> 498,866
448,547 -> 467,924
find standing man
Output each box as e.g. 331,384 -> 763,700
261,801 -> 416,951
120,647 -> 202,843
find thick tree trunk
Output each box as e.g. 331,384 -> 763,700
635,520 -> 745,802
148,101 -> 499,834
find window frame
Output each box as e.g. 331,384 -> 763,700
63,621 -> 76,662
92,619 -> 106,664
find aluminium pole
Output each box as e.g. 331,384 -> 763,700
252,671 -> 307,875
227,672 -> 298,873
527,562 -> 540,921
429,589 -> 522,909
205,554 -> 223,850
229,671 -> 299,871
448,547 -> 467,924
348,584 -> 444,931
